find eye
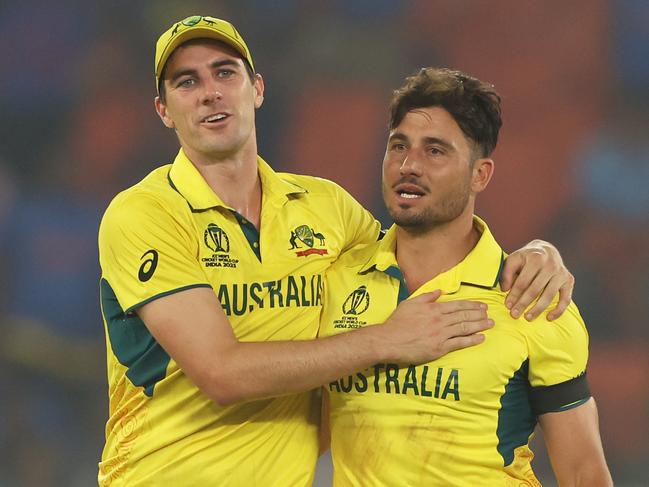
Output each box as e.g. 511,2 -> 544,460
177,78 -> 196,88
391,143 -> 407,152
428,146 -> 444,156
217,69 -> 235,78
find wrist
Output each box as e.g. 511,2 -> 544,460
359,322 -> 396,363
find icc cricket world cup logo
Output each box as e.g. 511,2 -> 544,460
204,224 -> 230,253
342,285 -> 370,316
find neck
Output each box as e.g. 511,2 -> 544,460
395,209 -> 479,293
183,142 -> 262,228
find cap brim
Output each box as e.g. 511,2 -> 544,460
156,27 -> 252,80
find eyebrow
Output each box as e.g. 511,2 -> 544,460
389,132 -> 455,151
168,59 -> 241,84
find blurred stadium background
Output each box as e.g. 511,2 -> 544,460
0,1 -> 647,485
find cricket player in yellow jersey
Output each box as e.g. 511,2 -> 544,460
321,68 -> 612,486
98,15 -> 577,486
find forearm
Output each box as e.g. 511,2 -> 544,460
564,465 -> 613,487
551,448 -> 613,487
199,324 -> 390,405
140,287 -> 489,407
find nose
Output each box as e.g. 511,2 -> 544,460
200,81 -> 222,104
399,153 -> 423,177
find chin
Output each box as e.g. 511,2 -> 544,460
202,140 -> 243,157
389,208 -> 424,227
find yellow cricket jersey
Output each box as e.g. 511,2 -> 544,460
97,149 -> 380,486
320,217 -> 591,487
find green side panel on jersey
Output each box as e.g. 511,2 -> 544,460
496,359 -> 536,466
100,278 -> 171,397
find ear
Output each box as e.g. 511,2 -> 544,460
471,158 -> 494,194
253,73 -> 265,109
154,96 -> 175,129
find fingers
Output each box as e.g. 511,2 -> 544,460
446,318 -> 494,337
437,318 -> 494,356
511,269 -> 557,320
524,270 -> 567,320
504,251 -> 553,318
499,252 -> 522,292
547,273 -> 575,321
437,299 -> 487,314
443,333 -> 486,354
508,264 -> 574,321
408,289 -> 442,303
443,309 -> 490,327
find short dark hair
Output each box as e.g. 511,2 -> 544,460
158,39 -> 256,103
389,67 -> 502,157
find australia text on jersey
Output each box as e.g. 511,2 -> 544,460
329,363 -> 460,401
217,273 -> 323,316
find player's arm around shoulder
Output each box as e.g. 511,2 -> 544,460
287,173 -> 381,250
137,287 -> 492,407
325,179 -> 381,250
526,303 -> 612,486
102,188 -> 493,407
142,272 -> 495,407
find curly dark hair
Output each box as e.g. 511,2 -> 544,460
389,67 -> 502,157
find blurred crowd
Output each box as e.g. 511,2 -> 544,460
0,1 -> 647,485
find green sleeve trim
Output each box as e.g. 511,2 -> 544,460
124,283 -> 213,314
553,397 -> 591,412
101,279 -> 182,396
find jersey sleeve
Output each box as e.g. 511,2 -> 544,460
526,302 -> 591,415
329,181 -> 381,251
98,190 -> 211,313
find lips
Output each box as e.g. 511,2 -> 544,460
394,182 -> 426,199
200,112 -> 230,124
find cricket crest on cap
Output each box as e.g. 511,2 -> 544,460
172,16 -> 230,35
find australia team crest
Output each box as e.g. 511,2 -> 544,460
289,224 -> 328,257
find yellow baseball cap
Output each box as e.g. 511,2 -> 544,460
155,15 -> 255,92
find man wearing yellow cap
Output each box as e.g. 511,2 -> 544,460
97,15 -> 575,485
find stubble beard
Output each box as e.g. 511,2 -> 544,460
386,177 -> 472,235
